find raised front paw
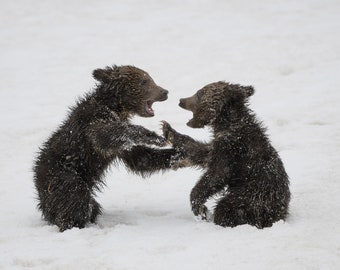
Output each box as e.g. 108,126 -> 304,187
148,134 -> 167,147
141,128 -> 167,147
161,121 -> 175,142
169,149 -> 191,170
161,120 -> 184,148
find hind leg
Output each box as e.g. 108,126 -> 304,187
89,197 -> 102,224
40,171 -> 95,232
54,180 -> 93,232
213,193 -> 248,228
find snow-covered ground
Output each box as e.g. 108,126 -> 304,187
1,0 -> 340,269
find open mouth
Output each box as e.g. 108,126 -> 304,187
145,100 -> 155,116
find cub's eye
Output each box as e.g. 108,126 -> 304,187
140,79 -> 148,86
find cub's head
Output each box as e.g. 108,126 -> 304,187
179,81 -> 254,128
93,65 -> 168,117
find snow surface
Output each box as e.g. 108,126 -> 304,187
1,0 -> 340,269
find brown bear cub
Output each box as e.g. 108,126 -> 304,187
162,82 -> 290,228
34,65 -> 182,231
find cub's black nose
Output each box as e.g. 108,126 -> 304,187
158,88 -> 168,101
179,98 -> 185,108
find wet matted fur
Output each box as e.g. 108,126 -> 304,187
162,82 -> 290,228
34,65 -> 181,231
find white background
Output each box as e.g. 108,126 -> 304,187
0,0 -> 339,269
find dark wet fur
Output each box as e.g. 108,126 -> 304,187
33,65 -> 180,231
162,82 -> 290,228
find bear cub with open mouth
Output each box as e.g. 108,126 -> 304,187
34,65 -> 182,231
162,82 -> 290,228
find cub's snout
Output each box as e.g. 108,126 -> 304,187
179,95 -> 197,112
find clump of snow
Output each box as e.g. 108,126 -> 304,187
1,0 -> 340,269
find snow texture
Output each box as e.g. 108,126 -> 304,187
0,0 -> 339,269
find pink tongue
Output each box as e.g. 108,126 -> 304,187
146,104 -> 154,115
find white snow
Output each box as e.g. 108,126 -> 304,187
1,0 -> 340,269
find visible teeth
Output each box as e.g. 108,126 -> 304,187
147,106 -> 154,114
146,100 -> 154,115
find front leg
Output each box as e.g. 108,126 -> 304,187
87,120 -> 166,156
190,171 -> 226,220
119,146 -> 185,177
162,121 -> 210,168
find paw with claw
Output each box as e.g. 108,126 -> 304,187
161,121 -> 187,148
191,202 -> 209,220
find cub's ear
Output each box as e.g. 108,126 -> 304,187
228,84 -> 255,100
92,67 -> 112,83
241,85 -> 255,97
